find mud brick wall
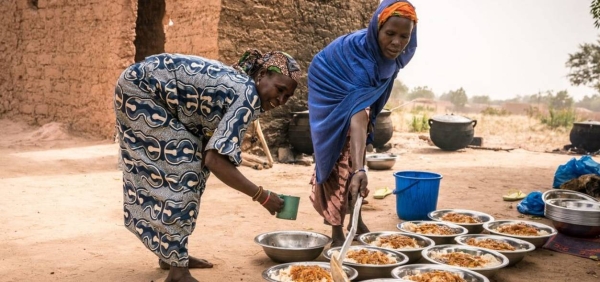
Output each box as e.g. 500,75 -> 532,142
0,0 -> 137,137
0,0 -> 373,142
219,0 -> 376,147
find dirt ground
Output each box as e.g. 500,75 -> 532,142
1,118 -> 599,282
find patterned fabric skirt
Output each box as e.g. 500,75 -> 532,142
115,63 -> 209,267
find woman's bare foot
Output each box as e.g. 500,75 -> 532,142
159,257 -> 214,270
164,266 -> 198,282
331,226 -> 346,247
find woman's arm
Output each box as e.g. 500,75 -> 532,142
204,149 -> 283,215
348,110 -> 370,198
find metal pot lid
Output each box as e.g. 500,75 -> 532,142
431,114 -> 472,123
573,120 -> 600,126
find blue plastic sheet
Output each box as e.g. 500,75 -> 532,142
517,191 -> 545,217
552,155 -> 600,188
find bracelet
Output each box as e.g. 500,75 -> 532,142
261,190 -> 272,206
352,168 -> 367,175
252,186 -> 263,201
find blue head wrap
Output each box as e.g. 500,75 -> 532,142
307,0 -> 418,184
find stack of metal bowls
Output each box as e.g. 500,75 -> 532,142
542,190 -> 600,238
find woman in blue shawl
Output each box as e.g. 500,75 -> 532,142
308,0 -> 418,246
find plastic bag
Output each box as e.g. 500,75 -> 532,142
552,155 -> 600,188
517,192 -> 545,217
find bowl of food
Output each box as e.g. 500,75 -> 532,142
254,231 -> 332,263
360,279 -> 412,282
428,209 -> 494,234
482,220 -> 557,248
397,221 -> 469,245
357,231 -> 435,263
366,153 -> 398,170
322,245 -> 409,281
262,261 -> 358,282
421,245 -> 508,278
391,264 -> 490,282
454,234 -> 535,266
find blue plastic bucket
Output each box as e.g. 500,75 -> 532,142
393,171 -> 443,220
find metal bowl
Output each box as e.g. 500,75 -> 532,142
391,264 -> 490,282
551,220 -> 600,238
454,234 -> 535,266
366,154 -> 398,170
428,209 -> 495,234
322,245 -> 409,281
357,231 -> 435,263
397,221 -> 469,245
262,261 -> 358,282
421,244 -> 509,278
254,231 -> 332,263
361,279 -> 412,282
482,220 -> 557,248
542,189 -> 599,203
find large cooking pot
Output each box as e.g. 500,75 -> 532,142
428,114 -> 477,151
288,110 -> 395,154
569,120 -> 600,153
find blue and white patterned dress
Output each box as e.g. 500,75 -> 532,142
114,53 -> 261,267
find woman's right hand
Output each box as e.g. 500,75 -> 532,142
258,190 -> 284,215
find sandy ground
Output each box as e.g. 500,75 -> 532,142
1,118 -> 599,282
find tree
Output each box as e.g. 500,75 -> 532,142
389,79 -> 409,101
575,94 -> 600,112
470,95 -> 490,104
448,88 -> 468,109
407,86 -> 435,100
566,38 -> 600,93
592,0 -> 600,28
548,90 -> 574,110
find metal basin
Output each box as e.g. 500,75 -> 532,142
391,264 -> 490,282
421,244 -> 508,278
428,209 -> 495,234
397,221 -> 469,245
254,231 -> 331,263
454,234 -> 535,266
262,261 -> 358,282
322,245 -> 409,281
552,220 -> 600,238
357,231 -> 435,264
542,189 -> 599,203
482,220 -> 557,248
366,154 -> 398,170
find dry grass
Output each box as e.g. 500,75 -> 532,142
389,109 -> 572,152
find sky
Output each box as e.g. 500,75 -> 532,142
395,0 -> 599,101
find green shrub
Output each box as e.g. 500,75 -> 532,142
481,107 -> 509,116
409,114 -> 430,132
540,108 -> 576,129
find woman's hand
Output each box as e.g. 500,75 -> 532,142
257,190 -> 284,215
349,171 -> 369,205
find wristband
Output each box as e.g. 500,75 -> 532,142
261,190 -> 272,206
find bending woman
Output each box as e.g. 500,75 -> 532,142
308,0 -> 418,246
115,50 -> 300,282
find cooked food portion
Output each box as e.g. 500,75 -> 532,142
494,222 -> 550,236
274,265 -> 332,282
404,270 -> 467,282
345,249 -> 398,265
429,251 -> 501,268
369,234 -> 420,249
466,238 -> 516,251
404,222 -> 456,235
441,212 -> 481,224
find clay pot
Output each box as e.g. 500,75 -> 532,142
569,120 -> 600,152
287,110 -> 395,154
428,114 -> 477,151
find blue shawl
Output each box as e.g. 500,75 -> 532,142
308,0 -> 418,184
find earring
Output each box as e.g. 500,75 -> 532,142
257,80 -> 260,86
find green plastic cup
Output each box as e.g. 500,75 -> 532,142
276,195 -> 300,220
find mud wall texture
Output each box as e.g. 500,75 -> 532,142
0,0 -> 137,137
0,0 -> 374,144
219,0 -> 376,147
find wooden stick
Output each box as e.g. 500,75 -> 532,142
467,145 -> 515,152
241,154 -> 263,170
253,119 -> 274,167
